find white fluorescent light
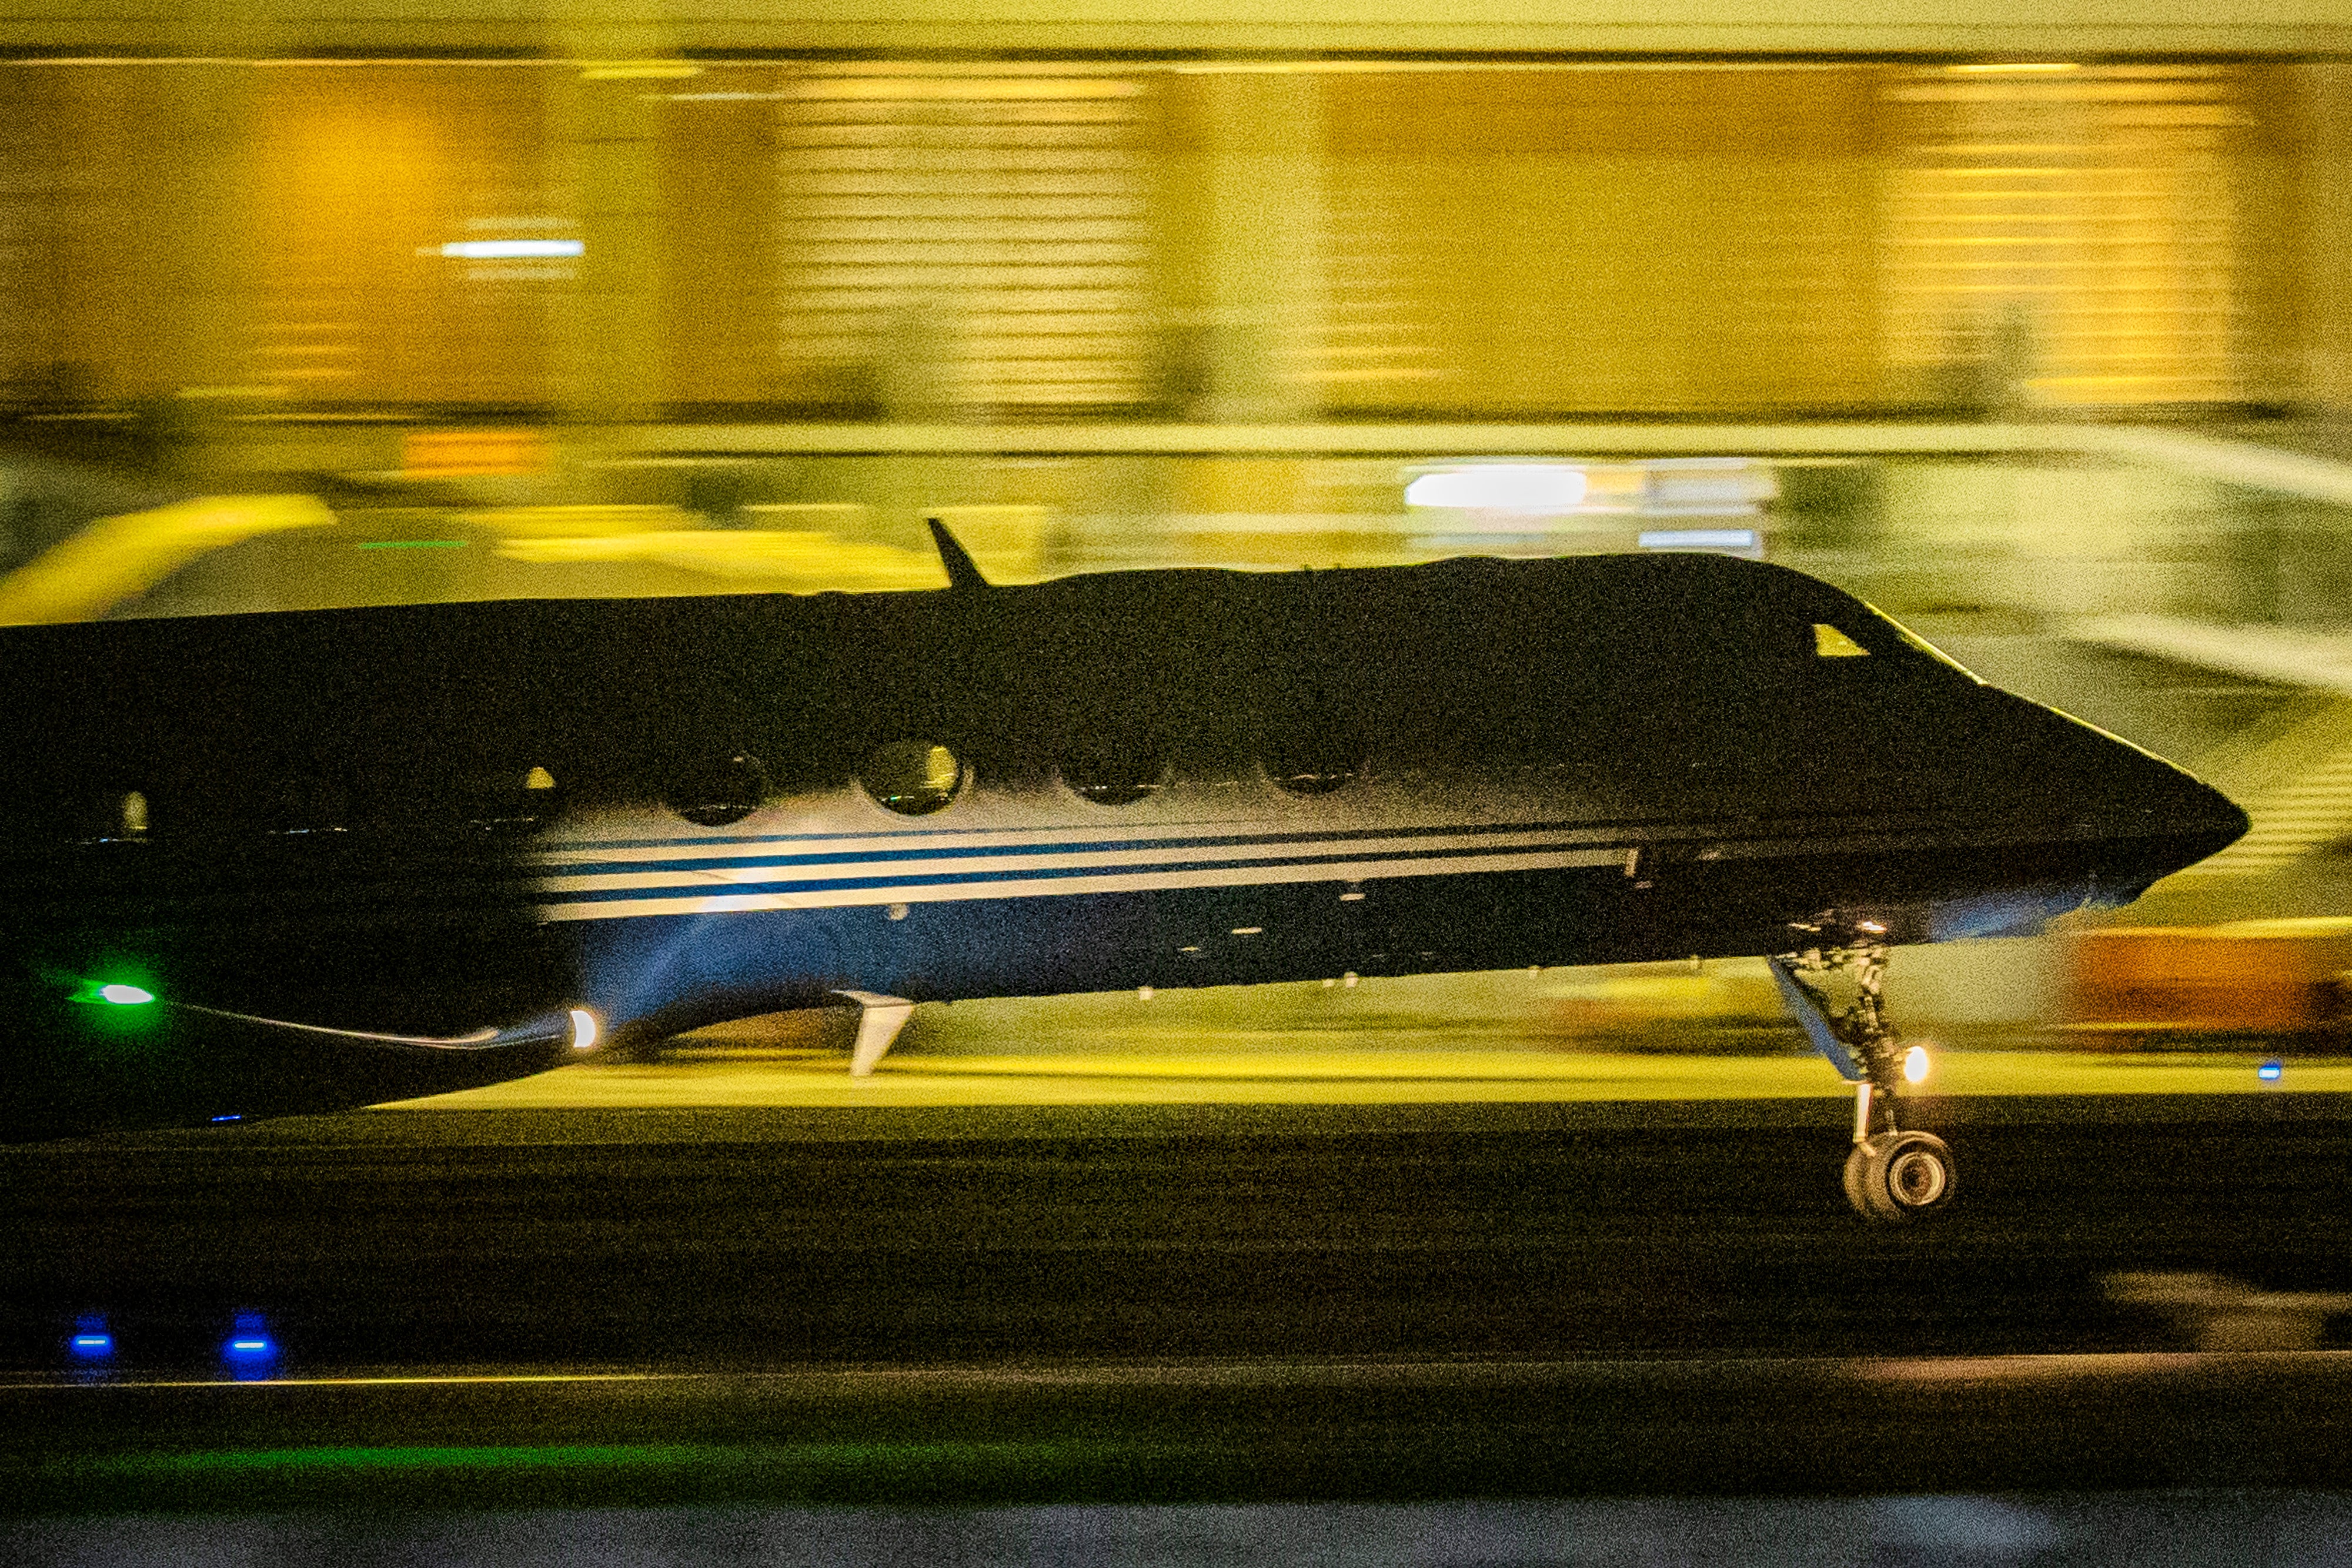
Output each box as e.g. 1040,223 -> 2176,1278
1405,465 -> 1588,514
1638,529 -> 1759,550
440,240 -> 583,259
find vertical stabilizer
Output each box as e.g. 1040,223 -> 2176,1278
927,517 -> 990,591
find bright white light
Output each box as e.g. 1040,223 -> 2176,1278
1902,1044 -> 1931,1085
1638,529 -> 1759,551
1406,466 -> 1588,514
569,1009 -> 600,1051
98,984 -> 153,1005
440,240 -> 584,260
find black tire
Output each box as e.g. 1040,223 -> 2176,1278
1847,1131 -> 1956,1223
1842,1141 -> 1872,1216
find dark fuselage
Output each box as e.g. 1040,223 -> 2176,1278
0,553 -> 2246,1137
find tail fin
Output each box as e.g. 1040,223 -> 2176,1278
927,517 -> 990,591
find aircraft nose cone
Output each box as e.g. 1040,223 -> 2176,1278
2094,754 -> 2249,898
2154,775 -> 2249,870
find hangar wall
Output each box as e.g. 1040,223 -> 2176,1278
0,0 -> 2348,422
4,0 -> 2352,56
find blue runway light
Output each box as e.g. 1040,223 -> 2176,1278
2260,1059 -> 2284,1082
71,1314 -> 113,1359
209,1114 -> 243,1124
224,1311 -> 278,1371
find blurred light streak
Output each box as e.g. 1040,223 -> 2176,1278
580,62 -> 702,81
437,240 -> 583,259
0,496 -> 333,626
1639,529 -> 1760,551
1405,466 -> 1588,513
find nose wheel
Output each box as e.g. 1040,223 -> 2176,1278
1845,1128 -> 1957,1222
1771,918 -> 1957,1223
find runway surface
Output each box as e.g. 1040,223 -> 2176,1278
11,1083 -> 2352,1514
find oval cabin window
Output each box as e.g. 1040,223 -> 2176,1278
1266,757 -> 1359,796
270,773 -> 349,835
469,765 -> 559,834
1262,722 -> 1363,797
860,741 -> 964,816
1060,741 -> 1167,808
669,753 -> 769,828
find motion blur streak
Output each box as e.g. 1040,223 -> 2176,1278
0,497 -> 332,624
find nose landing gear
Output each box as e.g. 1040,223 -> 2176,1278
1845,1126 -> 1957,1222
1770,918 -> 1957,1223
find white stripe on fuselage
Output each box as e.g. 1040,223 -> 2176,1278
534,825 -> 1609,896
534,844 -> 1630,922
524,793 -> 2087,923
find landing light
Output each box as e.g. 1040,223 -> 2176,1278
569,1009 -> 600,1051
1902,1044 -> 1932,1085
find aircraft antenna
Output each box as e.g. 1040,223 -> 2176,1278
927,517 -> 990,591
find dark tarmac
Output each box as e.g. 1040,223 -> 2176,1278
9,1095 -> 2352,1518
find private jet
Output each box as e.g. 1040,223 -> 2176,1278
0,524 -> 2246,1218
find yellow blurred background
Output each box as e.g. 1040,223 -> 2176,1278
11,4 -> 2352,1072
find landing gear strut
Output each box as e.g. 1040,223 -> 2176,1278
1768,918 -> 1957,1223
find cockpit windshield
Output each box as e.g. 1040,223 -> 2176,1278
1863,603 -> 1987,683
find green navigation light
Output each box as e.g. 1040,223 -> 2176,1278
72,979 -> 157,1007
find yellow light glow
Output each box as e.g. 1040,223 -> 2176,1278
1815,624 -> 1871,658
0,496 -> 335,625
581,62 -> 702,81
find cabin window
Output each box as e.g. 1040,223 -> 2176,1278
469,765 -> 560,834
1060,741 -> 1168,807
1262,723 -> 1363,796
668,753 -> 769,828
861,741 -> 964,816
1813,624 -> 1870,658
269,774 -> 349,835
